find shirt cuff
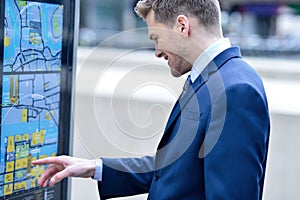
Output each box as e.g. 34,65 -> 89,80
92,159 -> 103,181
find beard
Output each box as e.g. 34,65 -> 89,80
169,54 -> 192,77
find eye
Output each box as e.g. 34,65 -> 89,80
150,34 -> 158,42
151,37 -> 157,41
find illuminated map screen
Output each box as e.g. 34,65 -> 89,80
0,0 -> 64,198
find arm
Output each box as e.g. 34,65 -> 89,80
33,155 -> 155,199
203,84 -> 270,199
99,156 -> 155,199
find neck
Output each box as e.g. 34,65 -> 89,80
187,26 -> 223,65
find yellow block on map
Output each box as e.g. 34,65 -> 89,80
46,112 -> 51,120
31,132 -> 38,146
38,166 -> 45,175
31,157 -> 37,166
29,33 -> 41,45
9,76 -> 19,104
39,155 -> 47,159
31,167 -> 37,177
6,161 -> 14,173
22,109 -> 28,122
21,181 -> 27,189
51,153 -> 57,157
4,183 -> 13,196
16,159 -> 22,170
15,158 -> 28,170
4,36 -> 10,47
4,173 -> 14,183
7,136 -> 15,153
16,134 -> 22,142
22,158 -> 28,168
46,110 -> 56,120
14,182 -> 21,191
31,130 -> 46,146
30,178 -> 36,188
27,155 -> 32,174
23,133 -> 29,141
40,130 -> 45,145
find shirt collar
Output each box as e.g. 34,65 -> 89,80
190,38 -> 231,83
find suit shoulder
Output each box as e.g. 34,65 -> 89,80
220,57 -> 265,90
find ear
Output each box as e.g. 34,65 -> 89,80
175,15 -> 190,38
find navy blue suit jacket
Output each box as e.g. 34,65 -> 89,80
98,47 -> 270,200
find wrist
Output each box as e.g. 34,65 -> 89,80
88,159 -> 97,178
91,159 -> 103,181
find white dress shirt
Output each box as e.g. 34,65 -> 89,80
190,38 -> 231,83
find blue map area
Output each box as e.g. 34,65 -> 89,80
1,0 -> 63,197
3,0 -> 63,72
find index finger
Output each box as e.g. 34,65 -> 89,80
32,157 -> 63,165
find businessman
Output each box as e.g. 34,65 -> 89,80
33,0 -> 270,199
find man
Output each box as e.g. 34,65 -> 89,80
33,0 -> 270,199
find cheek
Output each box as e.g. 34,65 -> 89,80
157,38 -> 169,51
173,55 -> 182,64
160,38 -> 179,53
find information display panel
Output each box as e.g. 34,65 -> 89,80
0,0 -> 77,199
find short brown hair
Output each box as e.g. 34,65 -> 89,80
135,0 -> 221,28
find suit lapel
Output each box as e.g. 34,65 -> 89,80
163,77 -> 204,133
159,47 -> 242,149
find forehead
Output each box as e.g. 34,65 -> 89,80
145,10 -> 170,38
145,10 -> 157,27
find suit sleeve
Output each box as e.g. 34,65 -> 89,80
203,83 -> 270,199
98,156 -> 155,199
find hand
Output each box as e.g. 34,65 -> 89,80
32,156 -> 96,188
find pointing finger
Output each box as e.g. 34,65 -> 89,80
33,157 -> 65,166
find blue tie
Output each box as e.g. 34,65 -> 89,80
179,75 -> 191,100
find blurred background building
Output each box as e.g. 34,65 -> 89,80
79,0 -> 300,57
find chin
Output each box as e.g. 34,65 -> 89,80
169,60 -> 191,77
170,68 -> 182,77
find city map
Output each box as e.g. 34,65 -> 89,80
3,0 -> 63,72
0,0 -> 63,197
